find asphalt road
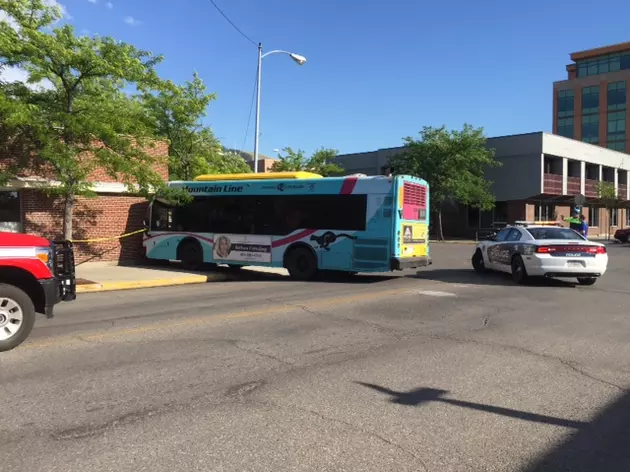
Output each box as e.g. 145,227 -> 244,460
2,243 -> 630,472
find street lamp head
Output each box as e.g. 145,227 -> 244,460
289,53 -> 307,66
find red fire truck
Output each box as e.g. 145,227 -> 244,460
0,232 -> 76,352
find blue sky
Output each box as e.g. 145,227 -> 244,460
56,0 -> 630,157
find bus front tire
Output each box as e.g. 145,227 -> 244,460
285,247 -> 318,281
178,240 -> 203,271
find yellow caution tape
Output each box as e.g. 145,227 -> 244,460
70,228 -> 147,243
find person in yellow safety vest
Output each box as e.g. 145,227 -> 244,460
563,209 -> 582,232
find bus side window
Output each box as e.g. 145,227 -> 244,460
151,201 -> 173,231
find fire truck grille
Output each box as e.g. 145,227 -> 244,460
52,240 -> 77,302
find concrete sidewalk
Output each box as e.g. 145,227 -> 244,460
76,263 -> 289,294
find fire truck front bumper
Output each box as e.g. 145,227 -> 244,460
39,278 -> 60,318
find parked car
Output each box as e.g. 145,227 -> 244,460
614,227 -> 630,243
472,224 -> 608,285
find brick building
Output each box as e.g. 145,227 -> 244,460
553,42 -> 630,152
223,148 -> 277,173
0,141 -> 169,264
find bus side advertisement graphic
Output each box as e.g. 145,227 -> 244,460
213,234 -> 272,263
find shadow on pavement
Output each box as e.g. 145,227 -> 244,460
355,382 -> 586,429
232,269 -> 398,285
129,261 -> 398,285
521,389 -> 630,472
410,269 -> 577,288
358,382 -> 630,470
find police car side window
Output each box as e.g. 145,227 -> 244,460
495,228 -> 511,242
506,229 -> 522,241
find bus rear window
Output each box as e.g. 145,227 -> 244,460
402,182 -> 427,220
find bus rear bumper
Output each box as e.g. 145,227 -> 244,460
390,256 -> 432,271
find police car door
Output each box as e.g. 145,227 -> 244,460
500,228 -> 524,271
485,228 -> 512,269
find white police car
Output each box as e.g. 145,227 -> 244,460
471,223 -> 608,285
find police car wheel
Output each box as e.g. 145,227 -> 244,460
577,277 -> 597,286
472,250 -> 486,273
511,256 -> 528,284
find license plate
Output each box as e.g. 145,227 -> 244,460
567,261 -> 583,268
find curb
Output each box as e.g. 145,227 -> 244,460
76,273 -> 229,294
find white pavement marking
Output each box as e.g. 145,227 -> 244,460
412,290 -> 457,297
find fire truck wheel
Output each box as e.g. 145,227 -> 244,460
0,284 -> 36,353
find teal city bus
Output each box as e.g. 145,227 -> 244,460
144,172 -> 431,280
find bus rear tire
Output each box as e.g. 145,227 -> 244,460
285,247 -> 318,281
178,240 -> 203,271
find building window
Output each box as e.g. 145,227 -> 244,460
0,191 -> 21,233
493,201 -> 508,226
577,52 -> 630,77
607,110 -> 626,151
535,203 -> 556,221
582,114 -> 600,143
582,86 -> 600,115
557,117 -> 574,138
607,141 -> 626,152
608,81 -> 627,111
611,208 -> 619,227
626,209 -> 630,226
557,90 -> 574,118
587,206 -> 600,227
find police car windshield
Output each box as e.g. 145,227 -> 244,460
526,227 -> 585,240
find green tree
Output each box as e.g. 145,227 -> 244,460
207,148 -> 251,174
389,124 -> 500,240
596,180 -> 620,240
141,73 -> 248,179
0,70 -> 39,184
0,0 -> 172,239
270,147 -> 343,176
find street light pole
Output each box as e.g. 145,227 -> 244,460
252,43 -> 307,174
253,43 -> 263,174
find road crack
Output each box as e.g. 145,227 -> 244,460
231,341 -> 295,366
424,333 -> 626,391
257,400 -> 429,471
294,304 -> 406,341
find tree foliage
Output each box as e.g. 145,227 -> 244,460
270,147 -> 343,176
0,0 -> 176,238
389,124 -> 500,239
596,180 -> 620,239
141,73 -> 250,180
